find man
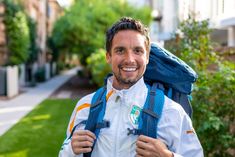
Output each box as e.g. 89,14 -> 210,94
59,17 -> 203,157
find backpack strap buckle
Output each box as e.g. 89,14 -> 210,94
142,109 -> 158,118
96,120 -> 110,129
127,128 -> 141,136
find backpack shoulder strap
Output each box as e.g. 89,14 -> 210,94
127,82 -> 165,138
141,83 -> 165,138
170,89 -> 193,118
84,86 -> 109,157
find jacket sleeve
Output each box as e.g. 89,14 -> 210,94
59,139 -> 80,157
58,93 -> 94,157
158,98 -> 204,157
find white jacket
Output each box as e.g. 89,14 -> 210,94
59,77 -> 204,157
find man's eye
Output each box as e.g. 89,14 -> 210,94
134,49 -> 143,54
116,49 -> 124,54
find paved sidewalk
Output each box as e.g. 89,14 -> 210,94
0,67 -> 80,136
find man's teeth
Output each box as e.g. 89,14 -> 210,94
122,67 -> 136,71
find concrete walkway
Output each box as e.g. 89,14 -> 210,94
0,67 -> 80,136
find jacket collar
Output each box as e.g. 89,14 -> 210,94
106,76 -> 146,96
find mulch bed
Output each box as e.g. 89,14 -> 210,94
49,75 -> 97,100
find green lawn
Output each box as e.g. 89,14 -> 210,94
0,99 -> 77,157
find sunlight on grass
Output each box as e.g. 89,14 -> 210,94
0,99 -> 77,157
22,114 -> 51,122
32,124 -> 43,130
0,149 -> 28,157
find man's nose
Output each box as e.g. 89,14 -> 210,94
125,51 -> 135,63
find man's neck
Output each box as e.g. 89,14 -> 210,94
111,76 -> 143,91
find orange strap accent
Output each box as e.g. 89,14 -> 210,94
186,130 -> 195,134
106,90 -> 114,101
69,103 -> 90,132
69,90 -> 113,133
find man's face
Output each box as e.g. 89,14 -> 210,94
106,30 -> 149,90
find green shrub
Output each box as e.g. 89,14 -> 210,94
86,49 -> 111,86
34,66 -> 46,82
192,65 -> 235,156
27,17 -> 38,63
167,16 -> 235,156
56,61 -> 66,73
4,0 -> 30,65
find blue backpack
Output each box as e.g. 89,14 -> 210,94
81,43 -> 197,157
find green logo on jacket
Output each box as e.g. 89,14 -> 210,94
129,105 -> 141,126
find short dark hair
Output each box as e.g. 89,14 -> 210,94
105,17 -> 150,54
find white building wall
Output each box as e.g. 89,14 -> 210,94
228,26 -> 235,46
193,0 -> 235,46
178,0 -> 190,21
194,0 -> 211,20
161,0 -> 178,37
170,0 -> 235,46
126,0 -> 235,46
150,0 -> 178,41
126,0 -> 149,8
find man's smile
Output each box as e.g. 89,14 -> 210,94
121,67 -> 137,72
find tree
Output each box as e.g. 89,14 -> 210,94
51,0 -> 151,65
167,16 -> 235,157
27,17 -> 38,64
4,0 -> 30,65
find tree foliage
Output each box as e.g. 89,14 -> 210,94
86,49 -> 111,86
167,17 -> 235,157
51,0 -> 151,65
4,0 -> 30,65
27,17 -> 38,63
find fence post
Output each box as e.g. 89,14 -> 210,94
32,62 -> 38,80
45,63 -> 50,80
0,67 -> 6,95
6,66 -> 19,97
52,62 -> 57,76
19,64 -> 26,87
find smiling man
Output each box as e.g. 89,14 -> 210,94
59,17 -> 203,157
106,29 -> 149,90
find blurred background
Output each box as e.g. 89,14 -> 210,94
0,0 -> 234,157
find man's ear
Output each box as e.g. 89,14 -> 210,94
106,52 -> 111,64
146,51 -> 150,64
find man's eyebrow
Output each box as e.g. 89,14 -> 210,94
113,46 -> 125,50
133,46 -> 144,50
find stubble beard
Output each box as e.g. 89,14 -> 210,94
113,64 -> 144,89
115,73 -> 137,88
